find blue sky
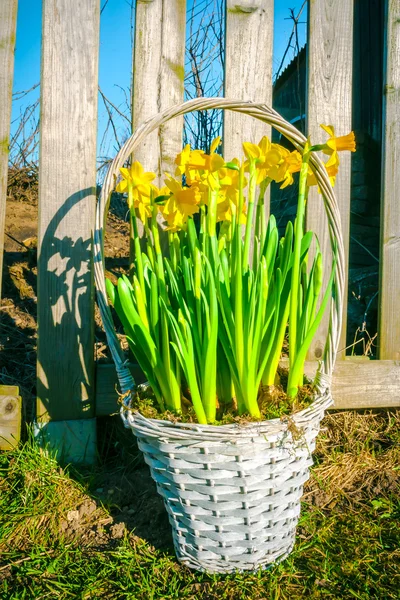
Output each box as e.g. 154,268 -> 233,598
11,0 -> 306,156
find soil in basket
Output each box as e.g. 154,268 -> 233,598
129,367 -> 315,426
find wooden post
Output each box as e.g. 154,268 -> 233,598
224,1 -> 274,163
36,0 -> 100,464
132,0 -> 187,179
379,0 -> 400,360
306,0 -> 354,361
0,386 -> 21,450
0,0 -> 18,299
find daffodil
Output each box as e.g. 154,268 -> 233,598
159,177 -> 201,231
181,137 -> 225,189
116,161 -> 156,222
243,137 -> 301,187
268,147 -> 302,189
320,125 -> 356,168
307,163 -> 338,191
174,144 -> 191,176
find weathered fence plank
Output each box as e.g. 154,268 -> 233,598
306,0 -> 354,361
224,0 -> 274,164
95,359 -> 400,416
132,0 -> 186,179
36,0 -> 100,463
0,0 -> 18,299
379,0 -> 400,360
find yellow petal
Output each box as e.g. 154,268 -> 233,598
131,161 -> 143,177
242,142 -> 261,161
210,153 -> 225,172
116,179 -> 128,193
325,151 -> 339,169
320,124 -> 335,137
142,172 -> 156,183
210,136 -> 221,154
258,136 -> 271,155
119,167 -> 131,180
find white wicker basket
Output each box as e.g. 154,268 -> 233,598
94,99 -> 345,573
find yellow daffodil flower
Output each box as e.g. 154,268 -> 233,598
320,125 -> 356,168
177,137 -> 225,189
174,144 -> 191,176
243,137 -> 300,187
159,178 -> 201,231
307,163 -> 338,191
267,147 -> 302,189
116,161 -> 156,222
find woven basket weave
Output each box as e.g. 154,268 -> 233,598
94,99 -> 345,573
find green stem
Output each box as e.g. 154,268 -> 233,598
129,188 -> 145,300
289,147 -> 310,380
243,161 -> 257,271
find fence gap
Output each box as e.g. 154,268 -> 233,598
36,0 -> 100,464
306,0 -> 354,361
379,0 -> 400,360
0,0 -> 18,299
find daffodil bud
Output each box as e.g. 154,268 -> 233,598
314,253 -> 323,297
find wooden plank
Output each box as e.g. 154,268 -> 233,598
0,385 -> 21,450
33,418 -> 97,465
132,0 -> 186,179
224,1 -> 274,163
37,0 -> 100,453
306,0 -> 354,361
0,0 -> 18,299
379,0 -> 400,360
301,358 -> 400,410
95,359 -> 400,415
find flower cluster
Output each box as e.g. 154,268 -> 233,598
108,125 -> 355,424
116,125 -> 355,233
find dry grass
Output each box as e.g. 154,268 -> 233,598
304,411 -> 400,508
1,411 -> 399,599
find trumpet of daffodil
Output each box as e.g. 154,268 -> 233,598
160,177 -> 201,231
116,161 -> 156,222
320,125 -> 356,168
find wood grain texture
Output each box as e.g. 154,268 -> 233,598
33,418 -> 97,465
37,0 -> 100,423
379,0 -> 400,359
306,0 -> 354,361
95,358 -> 400,416
132,0 -> 186,179
0,0 -> 18,299
0,385 -> 21,450
224,0 -> 274,162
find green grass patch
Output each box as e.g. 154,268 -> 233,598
1,413 -> 399,599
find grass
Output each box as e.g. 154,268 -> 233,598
1,412 -> 399,599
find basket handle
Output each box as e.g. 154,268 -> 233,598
94,98 -> 345,396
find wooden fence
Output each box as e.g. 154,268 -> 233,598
0,0 -> 399,459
